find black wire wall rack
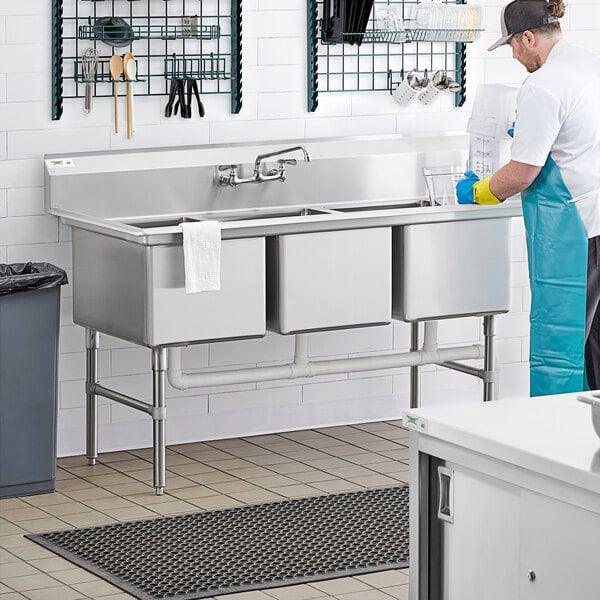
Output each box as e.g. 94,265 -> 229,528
51,0 -> 242,120
307,0 -> 476,112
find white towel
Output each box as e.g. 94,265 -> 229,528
180,220 -> 221,294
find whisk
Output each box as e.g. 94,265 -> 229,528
82,47 -> 99,113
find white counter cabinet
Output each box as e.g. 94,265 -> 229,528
404,394 -> 600,600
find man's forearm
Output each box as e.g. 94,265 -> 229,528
489,160 -> 542,200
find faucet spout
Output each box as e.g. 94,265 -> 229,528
254,145 -> 311,176
217,145 -> 311,187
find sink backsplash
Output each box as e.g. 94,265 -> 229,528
45,134 -> 468,219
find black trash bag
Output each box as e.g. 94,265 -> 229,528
0,263 -> 68,296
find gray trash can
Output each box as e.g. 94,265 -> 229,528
0,263 -> 68,499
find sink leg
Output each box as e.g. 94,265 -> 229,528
410,322 -> 421,409
85,329 -> 99,466
152,348 -> 167,496
483,315 -> 497,402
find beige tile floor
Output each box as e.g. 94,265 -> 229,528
0,421 -> 410,600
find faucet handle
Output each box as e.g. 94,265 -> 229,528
278,158 -> 297,166
218,164 -> 237,172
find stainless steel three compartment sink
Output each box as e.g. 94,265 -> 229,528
44,136 -> 523,495
45,137 -> 521,347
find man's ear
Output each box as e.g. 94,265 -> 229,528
522,30 -> 536,47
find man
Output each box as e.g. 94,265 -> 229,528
456,0 -> 600,396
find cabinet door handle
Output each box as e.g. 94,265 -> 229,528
527,570 -> 536,582
437,465 -> 454,524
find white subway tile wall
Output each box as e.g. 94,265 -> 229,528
1,0 -> 597,455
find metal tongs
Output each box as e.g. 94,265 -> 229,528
184,79 -> 205,118
165,79 -> 205,118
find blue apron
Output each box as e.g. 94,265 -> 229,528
521,156 -> 588,397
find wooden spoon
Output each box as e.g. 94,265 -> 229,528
125,58 -> 137,134
122,52 -> 134,139
109,55 -> 123,134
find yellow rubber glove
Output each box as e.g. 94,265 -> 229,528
473,175 -> 502,205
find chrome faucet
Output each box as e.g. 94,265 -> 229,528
218,145 -> 311,187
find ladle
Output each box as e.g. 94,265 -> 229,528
109,55 -> 123,134
122,52 -> 134,139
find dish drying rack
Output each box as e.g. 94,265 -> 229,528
51,0 -> 242,120
307,0 -> 480,111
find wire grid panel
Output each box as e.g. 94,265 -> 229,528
53,0 -> 240,117
311,0 -> 465,105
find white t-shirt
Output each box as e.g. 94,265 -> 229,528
511,40 -> 600,237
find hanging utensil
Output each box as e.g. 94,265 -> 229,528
93,16 -> 135,48
354,0 -> 374,46
165,79 -> 179,117
418,70 -> 447,105
185,79 -> 205,118
445,77 -> 462,93
109,55 -> 123,133
122,52 -> 134,139
323,0 -> 345,43
344,0 -> 357,44
82,47 -> 98,113
125,56 -> 137,133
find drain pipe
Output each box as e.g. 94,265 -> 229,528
294,334 -> 309,365
167,336 -> 484,391
422,321 -> 438,353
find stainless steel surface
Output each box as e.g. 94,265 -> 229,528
119,207 -> 333,229
121,216 -> 201,228
85,329 -> 99,466
393,219 -> 511,321
218,145 -> 311,186
267,228 -> 392,334
440,360 -> 483,379
332,201 -> 422,212
58,203 -> 519,246
410,322 -> 420,409
46,137 -> 519,247
72,229 -> 265,347
483,315 -> 497,402
153,348 -> 167,496
91,383 -> 154,415
52,137 -> 516,493
55,138 -> 513,362
576,392 -> 600,437
45,135 -> 510,220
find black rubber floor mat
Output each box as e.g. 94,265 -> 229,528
27,486 -> 409,600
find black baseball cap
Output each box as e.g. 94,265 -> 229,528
488,0 -> 559,51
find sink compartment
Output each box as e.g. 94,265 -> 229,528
121,208 -> 332,228
267,228 -> 392,334
72,229 -> 265,346
332,201 -> 423,212
393,219 -> 511,321
201,207 -> 331,222
123,217 -> 200,229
